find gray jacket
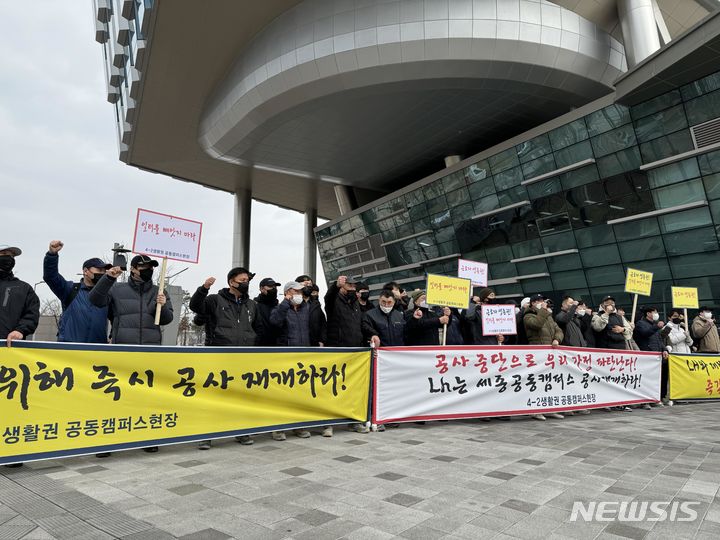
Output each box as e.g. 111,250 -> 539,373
555,305 -> 587,348
89,274 -> 173,345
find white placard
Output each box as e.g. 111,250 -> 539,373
132,208 -> 203,263
373,346 -> 661,423
458,259 -> 488,287
481,304 -> 517,335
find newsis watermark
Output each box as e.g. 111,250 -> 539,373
570,501 -> 700,523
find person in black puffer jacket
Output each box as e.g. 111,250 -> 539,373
324,275 -> 363,347
633,306 -> 665,352
591,295 -> 628,350
253,277 -> 281,346
189,267 -> 262,347
404,290 -> 447,346
0,245 -> 39,346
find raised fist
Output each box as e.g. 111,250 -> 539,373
203,277 -> 216,289
49,240 -> 64,254
107,266 -> 122,279
336,275 -> 347,287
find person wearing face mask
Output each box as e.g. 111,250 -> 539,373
591,296 -> 629,350
692,306 -> 720,353
300,282 -> 327,347
270,281 -> 312,347
253,277 -> 281,346
356,282 -> 374,313
42,240 -> 112,343
362,291 -> 405,347
0,245 -> 39,348
189,267 -> 262,449
90,255 -> 173,346
575,301 -> 595,348
404,290 -> 447,346
523,294 -> 563,347
633,306 -> 665,352
324,275 -> 364,348
555,296 -> 587,348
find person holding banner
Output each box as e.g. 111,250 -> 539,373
404,290 -> 448,346
0,244 -> 39,346
362,291 -> 405,346
43,240 -> 112,343
692,307 -> 720,353
90,255 -> 173,345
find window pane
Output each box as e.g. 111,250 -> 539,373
596,146 -> 642,177
537,213 -> 571,236
664,227 -> 718,256
517,260 -> 547,275
647,158 -> 700,189
468,178 -> 496,200
585,264 -> 626,287
512,239 -> 544,259
580,244 -> 621,267
451,203 -> 475,224
618,236 -> 666,262
560,163 -> 600,190
552,270 -> 588,290
681,71 -> 720,101
574,225 -> 615,248
521,154 -> 556,179
633,104 -> 688,144
527,178 -> 562,200
658,207 -> 712,233
591,125 -> 637,158
651,179 -> 705,209
466,160 -> 491,181
549,118 -> 589,151
446,186 -> 470,206
426,194 -> 448,214
684,88 -> 720,126
631,89 -> 682,120
473,194 -> 500,215
705,173 -> 720,200
485,245 -> 514,264
669,251 -> 720,278
494,166 -> 523,191
517,133 -> 552,163
442,171 -> 467,192
489,148 -> 520,174
639,130 -> 694,163
613,217 -> 659,241
586,104 -> 631,137
497,186 -> 529,206
629,258 -> 672,281
540,231 -> 575,252
699,149 -> 720,175
554,140 -> 594,169
547,253 -> 582,272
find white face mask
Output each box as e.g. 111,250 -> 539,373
514,307 -> 520,315
380,305 -> 393,314
576,309 -> 586,317
547,308 -> 553,314
291,294 -> 303,305
652,312 -> 659,322
418,301 -> 428,309
703,311 -> 713,319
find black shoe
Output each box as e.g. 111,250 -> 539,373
198,441 -> 211,450
414,421 -> 426,425
95,453 -> 111,458
142,447 -> 159,453
4,463 -> 23,468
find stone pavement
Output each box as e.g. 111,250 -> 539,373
2,404 -> 720,540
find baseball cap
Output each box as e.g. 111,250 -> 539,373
283,281 -> 304,293
130,255 -> 159,268
0,245 -> 22,256
529,294 -> 546,303
83,258 -> 112,270
345,276 -> 359,284
259,278 -> 279,288
601,295 -> 616,303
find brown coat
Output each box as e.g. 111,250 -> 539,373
692,316 -> 720,353
524,306 -> 563,345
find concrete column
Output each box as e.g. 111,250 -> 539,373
334,185 -> 355,215
304,208 -> 318,280
232,188 -> 251,269
618,0 -> 662,66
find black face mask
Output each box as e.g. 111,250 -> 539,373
302,286 -> 313,298
232,282 -> 249,295
346,291 -> 357,303
265,288 -> 278,299
672,317 -> 682,324
138,268 -> 153,282
360,291 -> 370,301
90,273 -> 104,285
0,255 -> 15,276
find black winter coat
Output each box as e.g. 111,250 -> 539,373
270,299 -> 311,346
324,282 -> 364,347
0,276 -> 39,339
465,303 -> 500,345
254,293 -> 280,345
362,307 -> 405,346
308,299 -> 327,346
404,307 -> 442,346
555,305 -> 587,347
634,318 -> 665,352
190,287 -> 260,346
90,275 -> 173,345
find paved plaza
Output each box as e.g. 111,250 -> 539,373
2,404 -> 720,540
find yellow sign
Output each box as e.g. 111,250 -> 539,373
669,354 -> 720,400
624,268 -> 653,296
672,287 -> 699,309
426,274 -> 472,309
0,343 -> 371,465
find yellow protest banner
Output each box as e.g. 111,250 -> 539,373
671,287 -> 699,309
426,274 -> 472,309
0,342 -> 371,465
624,268 -> 653,296
669,353 -> 720,400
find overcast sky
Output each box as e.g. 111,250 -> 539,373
1,1 -> 326,305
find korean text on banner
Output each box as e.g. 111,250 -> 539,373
426,274 -> 472,310
669,353 -> 720,400
671,287 -> 699,309
624,268 -> 653,296
374,346 -> 661,423
132,208 -> 203,264
481,305 -> 517,336
0,342 -> 371,465
458,259 -> 488,287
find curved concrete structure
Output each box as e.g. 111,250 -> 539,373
199,0 -> 627,188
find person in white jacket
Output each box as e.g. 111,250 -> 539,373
662,310 -> 693,354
